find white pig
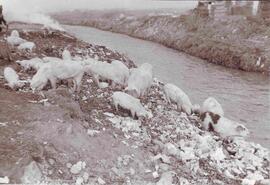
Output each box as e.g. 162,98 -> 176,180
4,67 -> 23,89
163,83 -> 193,115
112,91 -> 151,119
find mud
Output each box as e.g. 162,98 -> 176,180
53,8 -> 270,75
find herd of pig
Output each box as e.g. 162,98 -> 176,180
7,30 -> 35,51
3,30 -> 249,139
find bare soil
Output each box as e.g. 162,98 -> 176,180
0,23 -> 147,184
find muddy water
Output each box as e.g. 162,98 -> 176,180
64,25 -> 270,149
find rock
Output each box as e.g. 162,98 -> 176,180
66,124 -> 73,135
179,177 -> 190,185
87,129 -> 100,137
163,143 -> 179,156
82,96 -> 88,101
159,164 -> 170,172
21,161 -> 42,183
97,177 -> 106,185
86,79 -> 93,83
98,82 -> 109,89
129,168 -> 135,176
104,112 -> 114,117
242,179 -> 256,185
243,171 -> 265,185
108,117 -> 121,126
82,161 -> 86,169
122,119 -> 141,132
152,171 -> 159,179
179,148 -> 196,161
156,171 -> 173,185
111,167 -> 121,176
83,172 -> 89,183
66,163 -> 72,168
76,177 -> 84,185
70,161 -> 86,174
0,122 -> 8,127
48,158 -> 55,165
256,179 -> 270,185
0,176 -> 9,184
152,154 -> 171,164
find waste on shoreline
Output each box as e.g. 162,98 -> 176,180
1,27 -> 269,185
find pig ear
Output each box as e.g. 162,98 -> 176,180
200,112 -> 207,121
208,122 -> 215,132
211,113 -> 220,125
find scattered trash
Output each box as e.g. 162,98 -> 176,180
75,177 -> 84,185
0,176 -> 9,184
0,122 -> 8,127
83,172 -> 89,183
70,161 -> 86,174
152,171 -> 159,179
20,161 -> 42,183
97,177 -> 106,185
0,23 -> 269,185
28,99 -> 49,104
87,129 -> 100,137
98,82 -> 109,89
156,171 -> 173,185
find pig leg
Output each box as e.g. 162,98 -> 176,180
49,77 -> 57,89
111,81 -> 116,88
93,74 -> 100,85
73,73 -> 84,93
177,103 -> 182,112
67,79 -> 73,89
130,110 -> 135,119
72,79 -> 77,93
164,93 -> 171,104
141,89 -> 146,98
114,102 -> 119,112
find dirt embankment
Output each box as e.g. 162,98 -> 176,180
0,23 -> 269,184
0,23 -> 140,184
53,9 -> 270,75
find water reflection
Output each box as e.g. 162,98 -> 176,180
197,0 -> 270,20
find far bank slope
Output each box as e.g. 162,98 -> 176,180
53,9 -> 270,75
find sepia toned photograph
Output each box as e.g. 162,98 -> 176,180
0,0 -> 269,184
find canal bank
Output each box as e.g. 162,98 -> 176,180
53,1 -> 270,75
64,25 -> 270,149
1,23 -> 269,184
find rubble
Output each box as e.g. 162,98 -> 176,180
97,177 -> 106,184
20,161 -> 43,184
70,161 -> 86,174
0,176 -> 9,184
0,23 -> 269,185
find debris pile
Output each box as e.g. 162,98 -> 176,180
0,24 -> 269,185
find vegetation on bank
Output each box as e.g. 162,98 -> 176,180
53,9 -> 270,75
